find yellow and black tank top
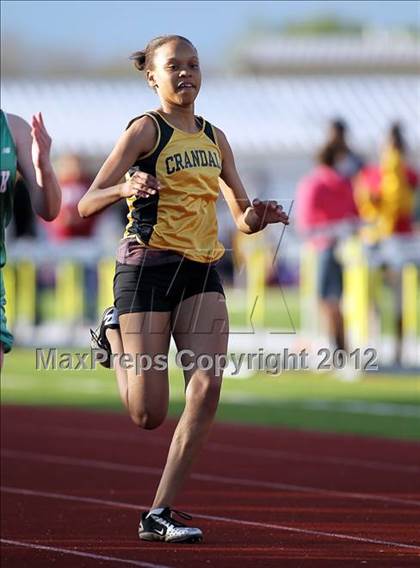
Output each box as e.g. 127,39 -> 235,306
123,111 -> 225,264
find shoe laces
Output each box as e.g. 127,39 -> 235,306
160,508 -> 193,528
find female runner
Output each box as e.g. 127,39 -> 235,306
78,35 -> 289,543
0,111 -> 61,368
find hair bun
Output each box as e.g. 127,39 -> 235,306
129,50 -> 146,72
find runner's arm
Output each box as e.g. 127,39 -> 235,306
78,116 -> 158,217
9,112 -> 61,221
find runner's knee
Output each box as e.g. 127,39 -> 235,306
186,371 -> 222,414
129,408 -> 166,430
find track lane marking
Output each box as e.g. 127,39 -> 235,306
3,422 -> 420,474
2,448 -> 420,508
2,486 -> 420,554
0,537 -> 173,567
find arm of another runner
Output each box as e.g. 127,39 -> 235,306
78,116 -> 160,218
216,127 -> 289,234
9,112 -> 61,221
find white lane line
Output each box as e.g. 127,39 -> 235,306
4,422 -> 420,474
2,486 -> 420,554
206,442 -> 420,474
217,395 -> 420,418
2,448 -> 160,475
0,537 -> 172,568
2,448 -> 420,508
299,400 -> 420,418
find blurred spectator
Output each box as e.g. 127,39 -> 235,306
355,123 -> 418,244
327,118 -> 364,181
42,154 -> 98,321
355,123 -> 418,364
296,142 -> 359,351
44,154 -> 96,241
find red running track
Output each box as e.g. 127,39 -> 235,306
1,405 -> 420,567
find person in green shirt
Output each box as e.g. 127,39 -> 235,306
0,110 -> 61,367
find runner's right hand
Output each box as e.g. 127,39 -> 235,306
120,171 -> 161,199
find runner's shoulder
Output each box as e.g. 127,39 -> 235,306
125,114 -> 158,156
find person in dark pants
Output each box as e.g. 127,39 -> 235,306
296,143 -> 359,351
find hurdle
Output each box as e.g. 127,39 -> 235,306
300,234 -> 419,368
16,260 -> 36,327
299,243 -> 321,341
402,263 -> 419,365
55,261 -> 84,323
3,264 -> 16,329
239,231 -> 267,329
342,237 -> 370,351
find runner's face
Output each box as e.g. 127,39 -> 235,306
149,40 -> 201,106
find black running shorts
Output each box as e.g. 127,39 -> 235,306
113,258 -> 225,315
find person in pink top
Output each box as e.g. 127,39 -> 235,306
296,143 -> 359,351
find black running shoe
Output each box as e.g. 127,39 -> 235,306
139,508 -> 203,543
90,306 -> 120,368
